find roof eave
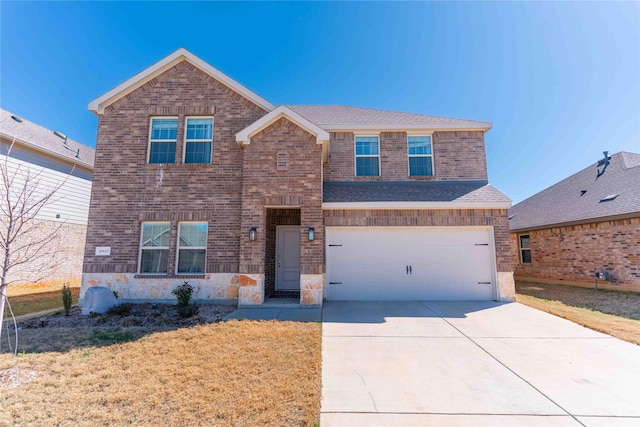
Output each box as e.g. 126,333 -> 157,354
509,211 -> 640,233
88,48 -> 276,115
315,122 -> 492,132
0,132 -> 94,170
323,200 -> 511,210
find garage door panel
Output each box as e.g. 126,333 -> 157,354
326,227 -> 496,301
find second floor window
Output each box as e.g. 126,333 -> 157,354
184,117 -> 213,164
355,136 -> 380,177
408,135 -> 433,176
148,118 -> 178,164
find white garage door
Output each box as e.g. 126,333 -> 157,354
325,226 -> 497,301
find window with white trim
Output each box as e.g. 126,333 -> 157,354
177,222 -> 208,274
184,117 -> 213,164
519,234 -> 532,264
148,118 -> 178,164
408,135 -> 433,176
139,222 -> 171,274
355,136 -> 380,177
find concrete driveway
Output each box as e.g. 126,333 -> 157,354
321,301 -> 640,426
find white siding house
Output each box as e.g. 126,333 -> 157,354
0,109 -> 94,294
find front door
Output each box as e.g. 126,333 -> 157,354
276,226 -> 301,291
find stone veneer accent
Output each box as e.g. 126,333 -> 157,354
300,274 -> 324,305
511,217 -> 640,292
80,273 -> 239,304
238,274 -> 264,306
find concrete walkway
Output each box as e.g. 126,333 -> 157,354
321,301 -> 640,427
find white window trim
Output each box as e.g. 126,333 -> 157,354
519,234 -> 532,264
407,134 -> 434,177
138,221 -> 171,275
148,116 -> 179,164
176,221 -> 208,275
182,116 -> 214,164
354,134 -> 381,177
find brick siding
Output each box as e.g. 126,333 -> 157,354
511,217 -> 640,291
323,130 -> 488,182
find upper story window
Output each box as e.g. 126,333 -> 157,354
408,135 -> 433,177
355,136 -> 380,177
177,222 -> 208,274
184,117 -> 213,164
519,234 -> 532,264
139,222 -> 171,274
148,118 -> 178,164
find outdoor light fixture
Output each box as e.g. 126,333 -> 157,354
249,227 -> 257,241
308,227 -> 315,241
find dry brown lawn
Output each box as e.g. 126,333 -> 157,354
3,288 -> 81,317
516,281 -> 640,345
0,321 -> 322,426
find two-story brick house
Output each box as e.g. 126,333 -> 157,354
81,48 -> 513,306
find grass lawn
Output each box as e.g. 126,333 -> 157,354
0,320 -> 322,426
516,281 -> 640,345
3,288 -> 81,318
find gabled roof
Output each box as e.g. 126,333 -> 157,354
509,152 -> 640,232
0,108 -> 94,168
323,181 -> 511,209
88,48 -> 275,114
287,105 -> 492,132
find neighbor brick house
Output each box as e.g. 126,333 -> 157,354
509,151 -> 640,292
81,48 -> 513,306
1,108 -> 94,293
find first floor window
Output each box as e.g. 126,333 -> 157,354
184,117 -> 213,164
355,136 -> 380,177
177,222 -> 208,274
139,222 -> 171,274
519,234 -> 532,264
149,118 -> 178,164
408,135 -> 433,176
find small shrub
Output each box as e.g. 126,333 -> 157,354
172,281 -> 194,308
61,284 -> 72,316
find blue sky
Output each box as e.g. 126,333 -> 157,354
1,1 -> 638,203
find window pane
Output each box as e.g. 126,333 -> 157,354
149,141 -> 176,164
356,157 -> 379,177
409,157 -> 433,176
355,137 -> 379,155
179,223 -> 208,247
408,136 -> 432,155
177,249 -> 206,273
519,235 -> 530,249
142,223 -> 171,247
521,249 -> 532,264
185,141 -> 212,164
186,118 -> 213,140
151,119 -> 178,140
140,249 -> 169,273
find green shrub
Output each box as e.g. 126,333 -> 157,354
61,284 -> 72,316
172,281 -> 197,318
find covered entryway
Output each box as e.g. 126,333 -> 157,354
325,226 -> 497,301
265,208 -> 301,299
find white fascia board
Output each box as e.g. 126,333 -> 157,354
236,106 -> 330,146
88,48 -> 275,115
322,200 -> 512,210
0,132 -> 94,171
317,122 -> 493,132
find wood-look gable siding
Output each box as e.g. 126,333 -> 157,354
1,142 -> 93,225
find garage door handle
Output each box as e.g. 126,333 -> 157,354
478,282 -> 491,284
475,243 -> 489,246
406,265 -> 409,274
409,265 -> 412,274
329,282 -> 342,285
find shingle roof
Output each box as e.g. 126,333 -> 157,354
0,108 -> 94,167
323,181 -> 511,204
286,105 -> 491,130
509,152 -> 640,232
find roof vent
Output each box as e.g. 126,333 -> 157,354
599,193 -> 619,203
580,190 -> 587,196
596,151 -> 611,178
53,131 -> 67,142
508,214 -> 515,220
10,115 -> 23,123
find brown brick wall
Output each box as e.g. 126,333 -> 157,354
511,217 -> 640,290
239,117 -> 324,275
324,208 -> 512,272
323,130 -> 487,182
83,60 -> 268,275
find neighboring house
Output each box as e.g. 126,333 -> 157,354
0,108 -> 94,293
509,151 -> 640,292
81,48 -> 513,306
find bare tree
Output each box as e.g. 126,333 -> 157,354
1,136 -> 73,345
